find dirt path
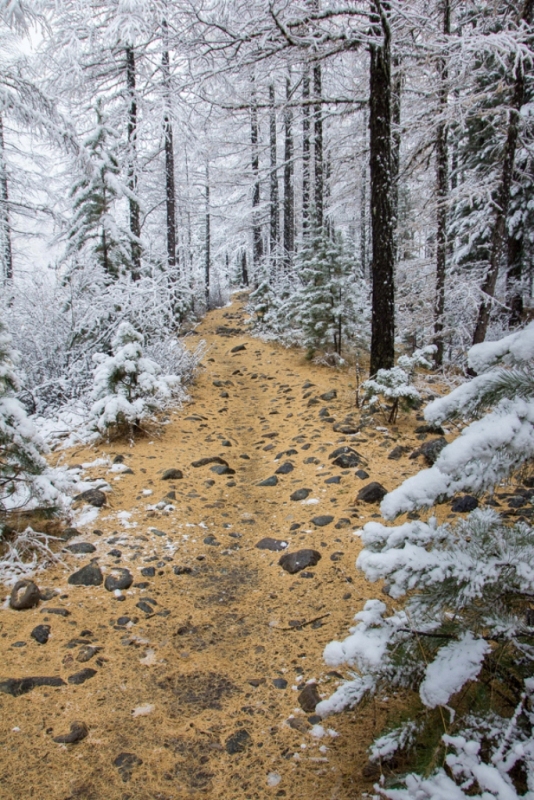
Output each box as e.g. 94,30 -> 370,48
0,295 -> 427,800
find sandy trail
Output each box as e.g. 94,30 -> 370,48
0,295 -> 428,800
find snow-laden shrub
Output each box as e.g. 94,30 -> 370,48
361,347 -> 436,423
89,322 -> 183,437
0,321 -> 70,516
317,323 -> 534,799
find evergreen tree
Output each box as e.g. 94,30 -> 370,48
89,322 -> 181,439
0,320 -> 67,515
292,229 -> 366,356
65,103 -> 130,281
317,322 -> 534,799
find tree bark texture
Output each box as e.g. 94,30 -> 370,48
205,165 -> 211,306
472,0 -> 534,345
126,46 -> 141,279
250,76 -> 263,268
269,83 -> 279,255
162,36 -> 177,271
313,62 -> 324,230
369,1 -> 395,375
302,67 -> 311,236
0,114 -> 13,287
283,73 -> 294,268
434,0 -> 450,368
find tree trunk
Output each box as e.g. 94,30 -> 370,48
283,72 -> 294,269
250,75 -> 263,270
241,249 -> 248,286
506,232 -> 523,327
369,0 -> 395,375
0,114 -> 13,291
205,164 -> 210,307
360,110 -> 368,277
472,0 -> 533,346
126,46 -> 141,279
302,67 -> 311,237
313,62 -> 324,230
161,25 -> 177,272
391,56 -> 401,260
269,83 -> 279,256
434,0 -> 450,368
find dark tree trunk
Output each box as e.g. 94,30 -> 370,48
0,114 -> 13,290
434,0 -> 450,368
391,56 -> 401,259
269,83 -> 279,255
506,232 -> 523,327
126,46 -> 141,279
205,165 -> 210,307
369,0 -> 395,375
472,0 -> 533,346
241,250 -> 249,286
313,62 -> 324,230
302,67 -> 311,236
250,76 -> 263,269
161,28 -> 177,271
283,73 -> 294,268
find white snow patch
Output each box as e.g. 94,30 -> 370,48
420,633 -> 490,708
132,704 -> 155,717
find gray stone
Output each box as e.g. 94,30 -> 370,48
451,495 -> 479,513
140,567 -> 156,577
210,464 -> 235,475
275,462 -> 294,475
272,678 -> 288,689
255,537 -> 288,552
31,624 -> 51,644
258,476 -> 278,486
113,752 -> 143,782
298,682 -> 322,713
388,445 -> 410,461
104,568 -> 133,592
68,563 -> 103,586
67,668 -> 97,685
311,515 -> 334,527
321,390 -> 337,401
230,344 -> 246,353
66,542 -> 96,555
355,469 -> 369,480
410,437 -> 447,466
357,482 -> 387,504
329,446 -> 362,468
279,549 -> 321,574
191,456 -> 229,468
225,729 -> 252,754
10,580 -> 40,610
0,676 -> 65,696
53,721 -> 88,744
74,489 -> 106,507
290,488 -> 311,501
325,476 -> 341,484
162,468 -> 183,480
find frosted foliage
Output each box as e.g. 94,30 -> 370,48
89,322 -> 182,435
0,322 -> 70,513
419,633 -> 490,708
319,328 -> 534,798
361,348 -> 435,421
382,328 -> 534,519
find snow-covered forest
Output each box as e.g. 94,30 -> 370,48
1,1 -> 534,798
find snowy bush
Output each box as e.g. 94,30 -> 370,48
89,322 -> 183,437
0,321 -> 70,516
317,323 -> 534,799
361,347 -> 436,423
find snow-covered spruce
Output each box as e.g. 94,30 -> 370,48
0,321 -> 70,515
89,322 -> 182,437
382,322 -> 534,519
317,326 -> 534,799
360,347 -> 436,424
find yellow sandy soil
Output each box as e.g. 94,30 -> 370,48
0,296 -> 446,800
